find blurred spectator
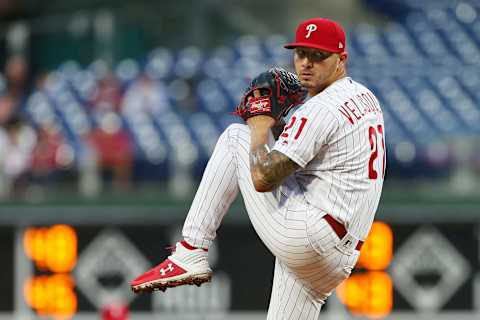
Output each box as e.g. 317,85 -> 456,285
87,112 -> 133,192
29,123 -> 65,184
90,72 -> 124,113
5,55 -> 28,97
0,115 -> 36,198
0,55 -> 30,125
121,73 -> 169,117
0,95 -> 16,125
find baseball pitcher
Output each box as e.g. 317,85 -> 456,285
131,17 -> 386,319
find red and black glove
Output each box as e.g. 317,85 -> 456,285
235,67 -> 307,123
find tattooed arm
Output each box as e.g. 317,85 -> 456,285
247,115 -> 299,192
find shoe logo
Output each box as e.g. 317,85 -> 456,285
160,263 -> 174,276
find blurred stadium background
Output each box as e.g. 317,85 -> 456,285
0,0 -> 479,319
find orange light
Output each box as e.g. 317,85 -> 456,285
23,225 -> 77,272
357,222 -> 393,270
24,227 -> 48,269
24,274 -> 77,319
46,225 -> 77,273
337,271 -> 393,319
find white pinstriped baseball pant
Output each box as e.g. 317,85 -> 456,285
183,124 -> 360,319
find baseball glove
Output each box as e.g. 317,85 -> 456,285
235,67 -> 307,123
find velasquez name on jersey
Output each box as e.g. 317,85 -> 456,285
338,91 -> 382,125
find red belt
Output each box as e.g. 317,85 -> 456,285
323,214 -> 364,251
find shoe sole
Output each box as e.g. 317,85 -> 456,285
131,272 -> 212,294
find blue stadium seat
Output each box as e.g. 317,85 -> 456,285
426,8 -> 480,64
196,79 -> 230,113
121,100 -> 168,165
398,76 -> 464,135
25,91 -> 61,129
115,59 -> 140,83
217,75 -> 249,106
404,12 -> 459,64
352,24 -> 390,62
380,106 -> 411,146
145,47 -> 174,80
173,46 -> 203,80
428,74 -> 480,133
187,112 -> 220,157
202,47 -> 235,80
43,75 -> 92,137
234,35 -> 267,63
382,23 -> 425,61
371,78 -> 436,144
456,68 -> 480,102
153,110 -> 199,167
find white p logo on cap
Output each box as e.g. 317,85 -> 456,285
305,24 -> 317,38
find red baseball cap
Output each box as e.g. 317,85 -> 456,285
284,18 -> 346,53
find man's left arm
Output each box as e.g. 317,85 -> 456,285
247,115 -> 299,192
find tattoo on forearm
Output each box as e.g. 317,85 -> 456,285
250,146 -> 298,189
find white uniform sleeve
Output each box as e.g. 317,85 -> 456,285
273,106 -> 339,168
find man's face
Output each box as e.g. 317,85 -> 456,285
293,47 -> 345,96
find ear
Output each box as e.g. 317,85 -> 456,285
336,52 -> 348,72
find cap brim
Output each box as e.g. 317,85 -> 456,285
284,42 -> 341,53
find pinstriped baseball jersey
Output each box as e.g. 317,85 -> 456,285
273,77 -> 385,240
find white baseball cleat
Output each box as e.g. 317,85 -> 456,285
131,241 -> 212,293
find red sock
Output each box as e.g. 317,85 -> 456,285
181,240 -> 208,252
